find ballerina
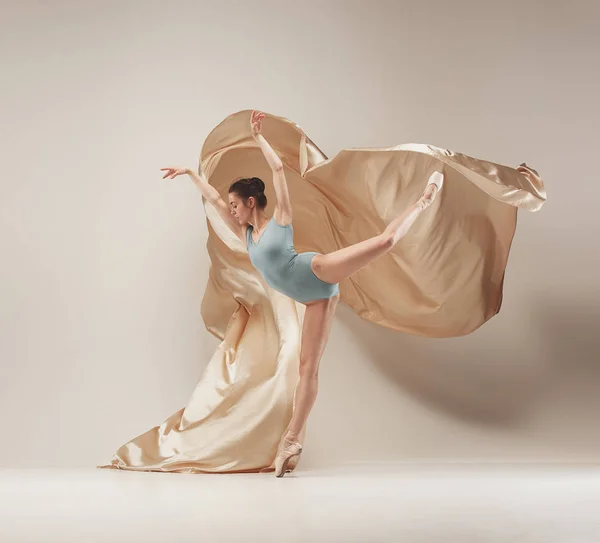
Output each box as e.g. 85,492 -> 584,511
160,110 -> 443,477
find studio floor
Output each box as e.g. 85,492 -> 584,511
1,463 -> 599,542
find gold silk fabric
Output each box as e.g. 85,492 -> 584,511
98,110 -> 546,474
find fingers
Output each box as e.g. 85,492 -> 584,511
160,167 -> 179,179
251,110 -> 265,124
250,111 -> 265,136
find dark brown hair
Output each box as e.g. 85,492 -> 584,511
228,177 -> 267,209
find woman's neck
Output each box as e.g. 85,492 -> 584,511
250,211 -> 270,230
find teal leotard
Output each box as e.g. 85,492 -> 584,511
246,217 -> 340,303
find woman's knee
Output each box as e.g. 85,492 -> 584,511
378,231 -> 396,250
299,358 -> 320,379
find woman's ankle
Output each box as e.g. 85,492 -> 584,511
420,184 -> 439,207
284,431 -> 300,443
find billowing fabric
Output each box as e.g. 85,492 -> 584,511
98,110 -> 545,474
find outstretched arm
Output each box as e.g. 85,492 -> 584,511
160,165 -> 246,242
251,111 -> 292,224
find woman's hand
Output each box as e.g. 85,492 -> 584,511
160,166 -> 190,179
160,165 -> 221,203
250,110 -> 265,138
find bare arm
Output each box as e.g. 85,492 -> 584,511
251,111 -> 293,224
160,165 -> 246,242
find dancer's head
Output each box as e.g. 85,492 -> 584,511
228,177 -> 268,224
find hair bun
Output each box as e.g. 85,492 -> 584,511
250,177 -> 265,192
229,177 -> 268,210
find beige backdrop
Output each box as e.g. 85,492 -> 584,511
1,0 -> 598,468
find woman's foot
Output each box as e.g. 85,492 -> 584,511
274,435 -> 303,478
386,171 -> 444,245
420,171 -> 444,208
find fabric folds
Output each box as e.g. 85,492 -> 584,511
98,110 -> 545,474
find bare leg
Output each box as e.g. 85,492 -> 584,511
287,294 -> 339,439
275,172 -> 443,476
274,294 -> 339,476
312,173 -> 442,285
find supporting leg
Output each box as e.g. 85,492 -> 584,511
274,294 -> 339,476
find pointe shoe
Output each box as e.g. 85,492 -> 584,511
274,437 -> 303,478
428,171 -> 444,191
422,171 -> 444,206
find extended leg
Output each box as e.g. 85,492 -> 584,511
312,171 -> 443,285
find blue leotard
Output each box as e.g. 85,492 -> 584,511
246,217 -> 340,303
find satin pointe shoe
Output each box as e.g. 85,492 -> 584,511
274,437 -> 303,478
421,171 -> 444,206
428,171 -> 444,192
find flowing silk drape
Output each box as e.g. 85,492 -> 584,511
98,110 -> 545,473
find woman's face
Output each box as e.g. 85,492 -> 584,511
228,192 -> 253,224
